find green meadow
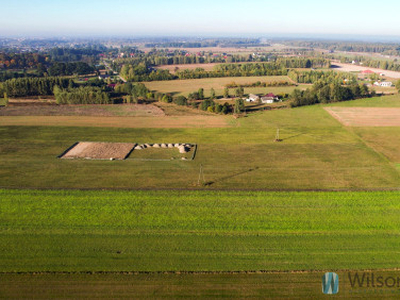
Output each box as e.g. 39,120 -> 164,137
0,103 -> 399,190
1,189 -> 400,272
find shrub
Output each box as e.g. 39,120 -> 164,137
173,95 -> 188,106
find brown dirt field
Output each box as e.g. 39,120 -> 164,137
157,63 -> 219,73
332,62 -> 400,79
325,107 -> 400,126
0,115 -> 231,128
62,142 -> 135,160
0,104 -> 165,117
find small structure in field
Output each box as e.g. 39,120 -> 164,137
261,93 -> 279,104
60,142 -> 196,161
246,94 -> 259,102
374,81 -> 393,87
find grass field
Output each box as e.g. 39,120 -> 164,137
0,104 -> 399,190
327,94 -> 400,107
143,76 -> 304,97
2,271 -> 400,298
1,189 -> 400,297
1,189 -> 400,272
1,88 -> 400,298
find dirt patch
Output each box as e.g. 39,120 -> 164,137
157,63 -> 218,73
325,107 -> 400,126
331,62 -> 400,79
0,104 -> 165,117
61,142 -> 136,160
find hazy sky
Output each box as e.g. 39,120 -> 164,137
1,0 -> 400,37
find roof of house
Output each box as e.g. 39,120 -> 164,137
265,93 -> 277,97
361,70 -> 374,74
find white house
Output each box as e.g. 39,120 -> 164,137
261,93 -> 279,104
374,81 -> 393,87
246,94 -> 259,102
380,82 -> 393,87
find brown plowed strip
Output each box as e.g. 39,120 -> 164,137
324,107 -> 400,127
62,142 -> 135,160
0,115 -> 230,128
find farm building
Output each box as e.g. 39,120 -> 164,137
374,81 -> 393,87
261,93 -> 279,104
246,94 -> 259,102
380,82 -> 393,87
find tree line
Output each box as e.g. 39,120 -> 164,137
290,80 -> 370,108
225,80 -> 293,88
53,86 -> 110,105
284,40 -> 400,56
288,69 -> 358,84
1,77 -> 74,97
334,55 -> 400,72
48,62 -> 95,76
119,57 -> 330,82
0,52 -> 47,69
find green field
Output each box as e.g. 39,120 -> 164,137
328,94 -> 400,107
2,271 -> 400,298
1,189 -> 400,272
143,76 -> 307,97
1,89 -> 400,298
1,189 -> 400,297
0,103 -> 399,190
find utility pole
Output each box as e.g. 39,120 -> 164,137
197,164 -> 205,185
274,128 -> 282,142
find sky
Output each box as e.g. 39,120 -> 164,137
1,0 -> 400,39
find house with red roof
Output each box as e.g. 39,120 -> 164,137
261,93 -> 279,104
361,70 -> 374,74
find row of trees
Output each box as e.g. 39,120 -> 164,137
225,80 -> 293,88
118,58 -> 330,82
0,52 -> 47,69
49,47 -> 104,63
290,80 -> 370,107
1,77 -> 74,97
336,55 -> 400,72
48,62 -> 95,76
120,63 -> 174,81
285,41 -> 400,56
288,69 -> 358,84
53,86 -> 110,105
